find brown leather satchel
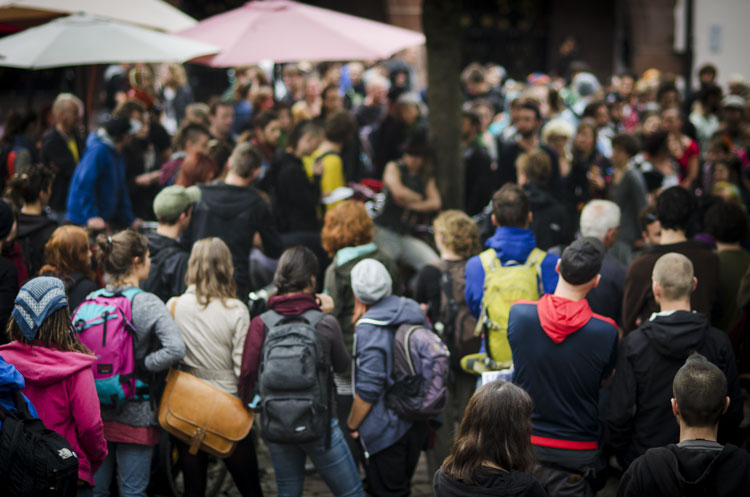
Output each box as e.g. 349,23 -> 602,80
158,368 -> 253,458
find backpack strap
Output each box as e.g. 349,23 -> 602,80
524,248 -> 547,294
301,309 -> 326,328
260,310 -> 284,330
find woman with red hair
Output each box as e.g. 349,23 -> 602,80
175,151 -> 218,187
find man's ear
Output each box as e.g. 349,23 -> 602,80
671,398 -> 679,417
592,274 -> 601,288
723,396 -> 730,415
528,211 -> 533,225
555,259 -> 561,274
491,213 -> 498,227
692,276 -> 698,292
652,280 -> 661,303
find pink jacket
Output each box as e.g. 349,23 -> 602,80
0,342 -> 108,485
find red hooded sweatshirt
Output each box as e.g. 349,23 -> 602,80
535,294 -> 596,343
0,342 -> 108,485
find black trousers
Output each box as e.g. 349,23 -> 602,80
364,421 -> 429,497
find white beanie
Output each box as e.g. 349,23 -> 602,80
351,259 -> 392,305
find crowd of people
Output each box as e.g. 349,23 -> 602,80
0,54 -> 749,497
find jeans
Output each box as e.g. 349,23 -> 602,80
93,442 -> 153,497
373,227 -> 438,272
265,418 -> 363,497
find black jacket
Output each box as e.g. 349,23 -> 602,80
16,212 -> 58,277
607,311 -> 742,467
0,257 -> 17,344
40,127 -> 85,212
464,142 -> 495,217
618,442 -> 750,497
270,152 -> 321,233
586,253 -> 626,326
186,182 -> 282,299
523,182 -> 570,250
61,272 -> 97,311
142,232 -> 189,303
434,468 -> 547,497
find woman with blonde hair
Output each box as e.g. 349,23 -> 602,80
39,225 -> 98,309
168,237 -> 263,497
434,381 -> 545,496
415,209 -> 483,479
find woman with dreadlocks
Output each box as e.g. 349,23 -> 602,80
0,276 -> 108,496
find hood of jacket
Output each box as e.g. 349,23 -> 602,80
523,181 -> 558,209
641,310 -> 709,359
0,342 -> 95,386
86,128 -> 117,152
268,293 -> 319,316
359,295 -> 430,329
195,182 -> 260,221
16,212 -> 58,239
536,294 -> 593,343
485,226 -> 538,265
0,355 -> 24,394
645,443 -> 750,494
434,469 -> 540,497
146,232 -> 187,264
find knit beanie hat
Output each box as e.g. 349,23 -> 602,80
351,259 -> 392,306
12,276 -> 68,341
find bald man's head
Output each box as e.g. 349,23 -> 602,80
652,252 -> 695,302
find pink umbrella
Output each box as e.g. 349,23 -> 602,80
178,0 -> 425,67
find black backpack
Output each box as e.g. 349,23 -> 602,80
0,391 -> 79,497
258,310 -> 332,446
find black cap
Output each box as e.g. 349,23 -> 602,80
104,115 -> 132,139
402,127 -> 430,156
559,237 -> 605,285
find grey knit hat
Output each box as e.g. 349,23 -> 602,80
351,259 -> 392,305
12,276 -> 69,341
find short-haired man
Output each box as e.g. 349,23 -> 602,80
142,185 -> 200,302
508,237 -> 618,496
608,253 -> 742,469
465,184 -> 560,319
347,259 -> 430,497
355,74 -> 389,127
250,111 -> 281,173
40,93 -> 85,221
185,142 -> 282,299
623,186 -> 719,331
497,102 -> 562,196
462,110 -> 495,216
209,98 -> 235,150
618,353 -> 750,496
516,148 -> 570,250
579,199 -> 627,325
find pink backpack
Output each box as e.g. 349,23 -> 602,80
71,288 -> 145,409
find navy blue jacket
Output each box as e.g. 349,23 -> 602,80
508,294 -> 617,449
354,295 -> 430,455
66,129 -> 134,227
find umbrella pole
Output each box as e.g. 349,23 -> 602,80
85,65 -> 98,133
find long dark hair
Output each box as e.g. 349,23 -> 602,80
441,381 -> 535,483
273,246 -> 318,295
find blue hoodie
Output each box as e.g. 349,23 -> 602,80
465,226 -> 560,318
0,355 -> 37,428
66,129 -> 134,227
354,295 -> 430,455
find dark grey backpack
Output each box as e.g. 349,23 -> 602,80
258,310 -> 331,445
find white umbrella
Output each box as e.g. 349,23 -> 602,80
0,0 -> 196,32
0,14 -> 218,69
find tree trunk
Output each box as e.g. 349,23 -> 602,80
423,0 -> 463,209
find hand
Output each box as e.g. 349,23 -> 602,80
312,159 -> 325,176
135,171 -> 160,186
86,217 -> 107,231
346,424 -> 359,439
316,293 -> 334,313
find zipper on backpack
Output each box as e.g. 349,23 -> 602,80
101,311 -> 109,347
